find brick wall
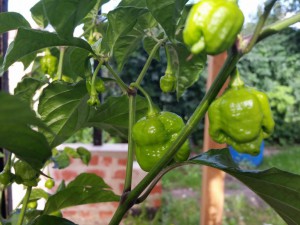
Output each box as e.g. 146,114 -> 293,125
50,143 -> 162,225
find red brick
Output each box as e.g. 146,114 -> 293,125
90,155 -> 99,166
86,169 -> 106,178
113,170 -> 126,179
53,170 -> 62,180
103,157 -> 112,166
117,158 -> 127,166
61,170 -> 77,181
119,183 -> 124,193
80,211 -> 91,217
111,202 -> 119,208
153,199 -> 161,208
99,211 -> 114,219
151,184 -> 162,194
63,210 -> 77,217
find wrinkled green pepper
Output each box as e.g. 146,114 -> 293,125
183,0 -> 244,55
160,74 -> 176,93
40,49 -> 58,77
132,85 -> 190,172
208,70 -> 275,155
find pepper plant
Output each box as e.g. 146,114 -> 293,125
0,0 -> 300,224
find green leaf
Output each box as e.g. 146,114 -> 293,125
0,92 -> 51,169
18,51 -> 38,70
114,29 -> 143,71
146,0 -> 188,41
67,173 -> 109,188
30,1 -> 48,28
30,215 -> 76,225
30,188 -> 49,201
62,47 -> 91,80
118,0 -> 147,7
38,80 -> 95,148
102,6 -> 148,53
42,0 -> 98,39
63,147 -> 80,158
0,12 -> 30,34
52,151 -> 70,169
14,77 -> 44,105
143,36 -> 160,61
18,188 -> 49,205
1,28 -> 94,75
172,44 -> 206,99
190,149 -> 300,225
76,147 -> 91,165
87,95 -> 148,139
44,173 -> 119,214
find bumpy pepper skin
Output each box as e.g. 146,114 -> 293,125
183,0 -> 244,55
40,54 -> 58,77
132,112 -> 190,172
208,85 -> 275,155
160,74 -> 176,93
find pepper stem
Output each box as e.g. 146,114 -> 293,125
164,44 -> 174,76
131,83 -> 158,116
229,68 -> 244,88
57,47 -> 65,81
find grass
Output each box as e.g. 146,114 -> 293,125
259,145 -> 300,173
124,145 -> 300,225
223,194 -> 285,225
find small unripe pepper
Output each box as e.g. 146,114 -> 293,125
132,84 -> 190,172
208,69 -> 275,155
40,49 -> 58,77
183,0 -> 244,55
160,74 -> 176,93
160,45 -> 177,93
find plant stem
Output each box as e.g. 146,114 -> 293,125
91,60 -> 104,91
123,94 -> 136,192
258,12 -> 300,42
131,83 -> 158,116
136,162 -> 186,203
242,0 -> 277,54
164,44 -> 173,75
135,38 -> 167,85
17,186 -> 32,225
104,63 -> 130,93
79,24 -> 94,38
57,47 -> 65,81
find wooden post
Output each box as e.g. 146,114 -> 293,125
200,52 -> 228,225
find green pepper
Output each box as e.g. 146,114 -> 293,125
45,179 -> 55,189
132,84 -> 190,172
160,45 -> 177,93
40,49 -> 58,77
208,70 -> 275,155
183,0 -> 244,55
160,74 -> 176,93
27,201 -> 38,209
86,77 -> 106,94
0,170 -> 13,186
